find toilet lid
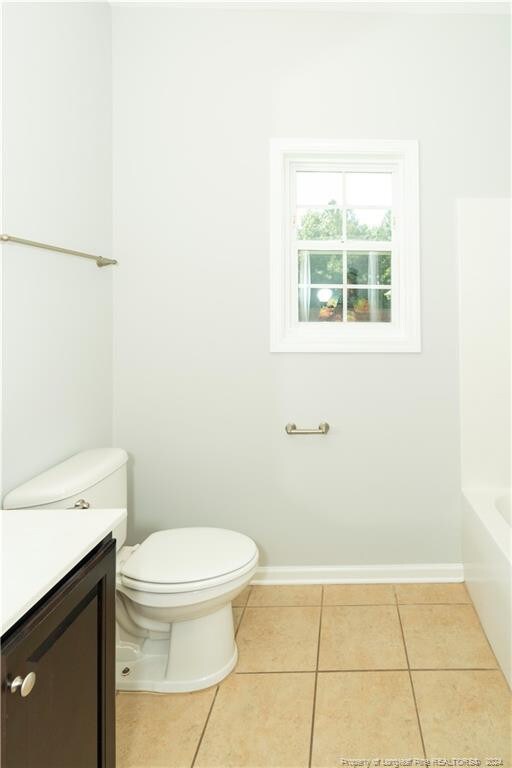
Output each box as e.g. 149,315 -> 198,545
120,527 -> 258,585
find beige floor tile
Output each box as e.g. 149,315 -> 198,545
312,671 -> 423,764
232,586 -> 251,606
413,670 -> 512,764
319,606 -> 407,670
195,672 -> 315,768
232,606 -> 243,630
248,584 -> 322,606
116,689 -> 215,768
396,582 -> 470,604
400,604 -> 496,669
236,606 -> 320,671
323,584 -> 395,605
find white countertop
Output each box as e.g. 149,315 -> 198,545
1,507 -> 127,635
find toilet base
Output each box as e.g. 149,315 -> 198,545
116,602 -> 238,692
116,643 -> 238,693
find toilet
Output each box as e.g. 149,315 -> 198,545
3,448 -> 259,693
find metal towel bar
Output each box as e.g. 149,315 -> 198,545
285,422 -> 330,435
0,234 -> 118,267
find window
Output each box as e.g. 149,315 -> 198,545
270,139 -> 421,352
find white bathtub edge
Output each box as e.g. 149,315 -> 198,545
463,487 -> 511,560
462,488 -> 511,689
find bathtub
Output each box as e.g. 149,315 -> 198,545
462,488 -> 511,687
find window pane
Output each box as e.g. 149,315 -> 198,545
345,172 -> 392,207
347,251 -> 391,285
298,287 -> 343,322
297,207 -> 342,240
296,172 -> 342,206
347,209 -> 391,241
347,288 -> 391,322
298,251 -> 342,284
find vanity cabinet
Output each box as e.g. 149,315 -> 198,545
1,536 -> 116,768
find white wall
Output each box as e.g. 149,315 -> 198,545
111,7 -> 510,566
1,3 -> 113,496
458,199 -> 511,489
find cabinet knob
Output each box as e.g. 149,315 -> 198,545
8,672 -> 36,697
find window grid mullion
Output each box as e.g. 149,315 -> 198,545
296,240 -> 393,251
341,171 -> 347,244
341,174 -> 347,322
343,251 -> 347,322
297,284 -> 389,289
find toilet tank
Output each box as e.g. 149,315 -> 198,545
3,448 -> 129,549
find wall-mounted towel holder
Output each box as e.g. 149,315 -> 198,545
0,234 -> 118,268
285,422 -> 330,435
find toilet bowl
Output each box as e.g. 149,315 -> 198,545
1,449 -> 257,694
116,526 -> 259,692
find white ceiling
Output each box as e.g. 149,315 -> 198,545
108,0 -> 511,13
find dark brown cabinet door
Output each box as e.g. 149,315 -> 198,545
1,537 -> 116,768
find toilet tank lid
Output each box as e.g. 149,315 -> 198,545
3,448 -> 128,509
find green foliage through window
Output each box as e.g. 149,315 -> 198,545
297,204 -> 341,240
347,209 -> 391,241
297,203 -> 392,241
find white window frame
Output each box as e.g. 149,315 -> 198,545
270,139 -> 421,353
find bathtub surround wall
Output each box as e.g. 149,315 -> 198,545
112,8 -> 510,567
1,3 -> 113,495
457,199 -> 511,489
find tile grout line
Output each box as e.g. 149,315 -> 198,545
394,586 -> 427,760
308,586 -> 323,768
190,685 -> 219,768
233,666 -> 499,674
241,602 -> 472,608
393,602 -> 472,607
244,603 -> 323,608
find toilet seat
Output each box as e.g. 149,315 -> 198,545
120,553 -> 258,595
119,527 -> 258,594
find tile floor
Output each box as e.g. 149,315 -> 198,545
117,583 -> 511,768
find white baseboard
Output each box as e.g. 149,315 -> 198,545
251,563 -> 464,585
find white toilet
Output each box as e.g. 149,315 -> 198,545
3,448 -> 259,693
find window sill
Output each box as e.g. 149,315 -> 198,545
270,323 -> 421,353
